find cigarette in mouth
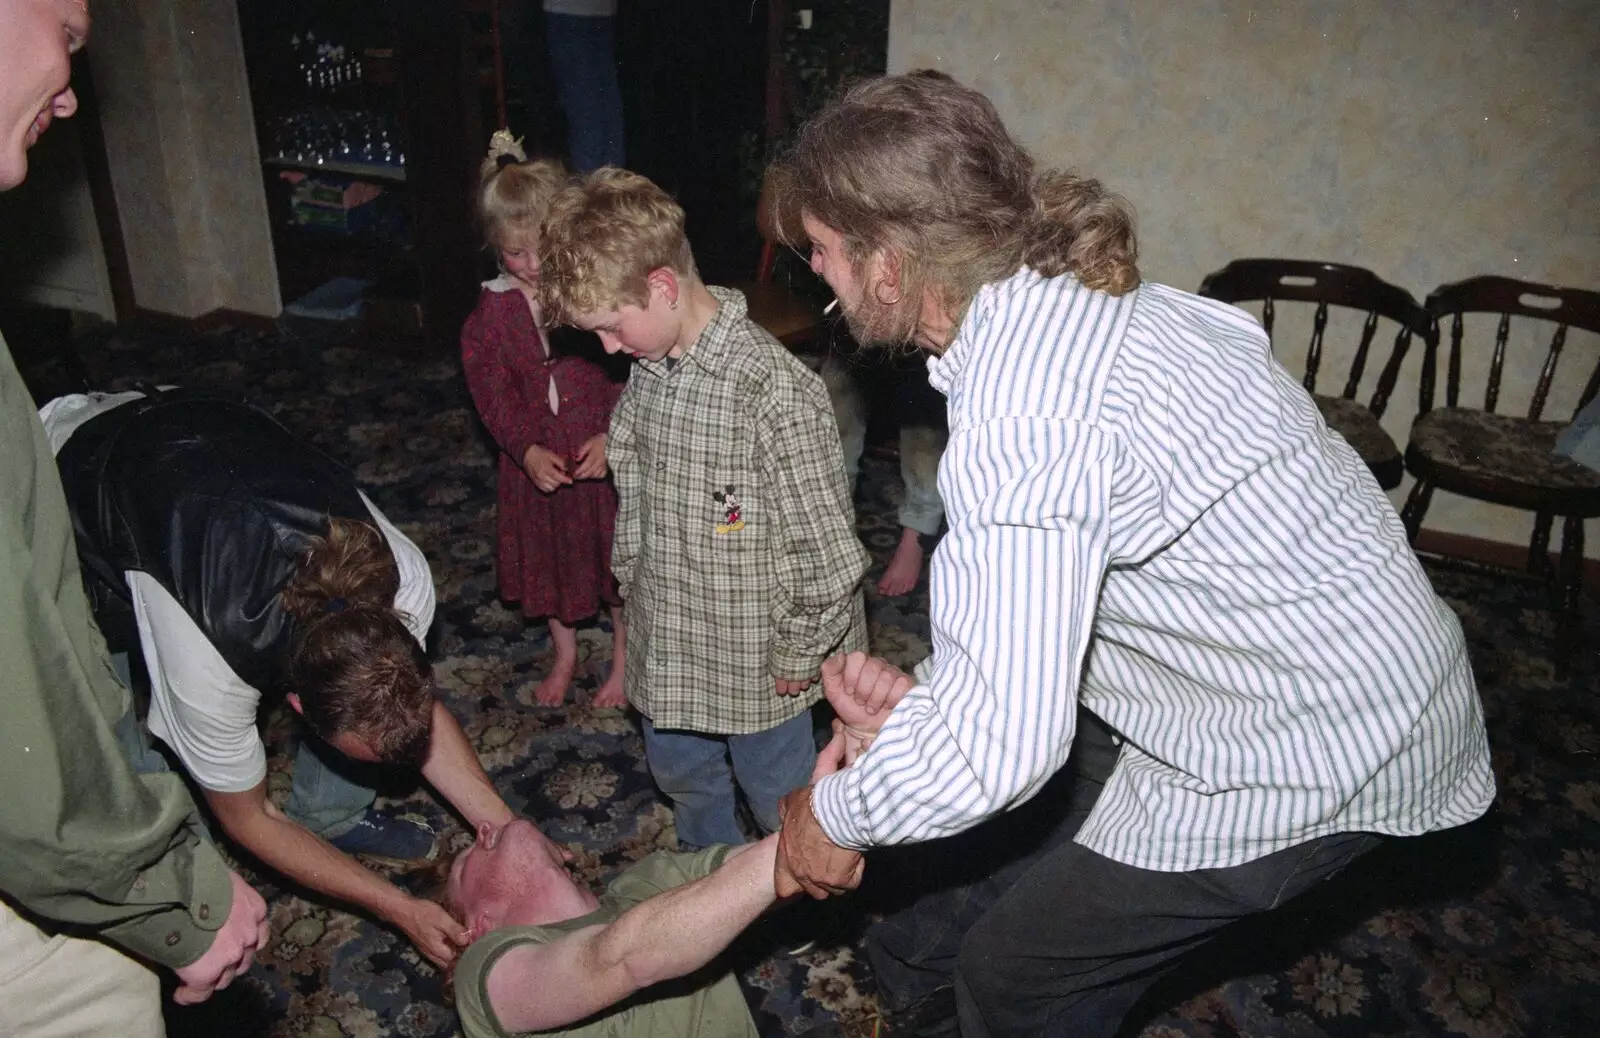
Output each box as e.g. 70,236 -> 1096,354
823,298 -> 839,315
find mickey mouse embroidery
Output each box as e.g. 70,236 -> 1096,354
712,485 -> 744,534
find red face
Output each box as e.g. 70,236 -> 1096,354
447,818 -> 569,921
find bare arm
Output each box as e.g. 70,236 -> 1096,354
203,781 -> 465,965
484,837 -> 781,1033
420,700 -> 514,829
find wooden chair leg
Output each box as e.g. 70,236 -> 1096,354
1529,512 -> 1555,578
1401,478 -> 1433,544
1557,516 -> 1584,679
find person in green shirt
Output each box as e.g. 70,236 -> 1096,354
450,827 -> 769,1038
0,2 -> 267,1034
446,658 -> 884,1038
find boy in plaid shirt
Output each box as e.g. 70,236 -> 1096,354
538,169 -> 869,848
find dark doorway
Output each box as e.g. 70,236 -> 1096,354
615,1 -> 769,283
503,1 -> 769,285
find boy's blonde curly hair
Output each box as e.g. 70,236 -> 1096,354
536,168 -> 698,324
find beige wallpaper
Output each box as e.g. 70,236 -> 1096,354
888,0 -> 1599,554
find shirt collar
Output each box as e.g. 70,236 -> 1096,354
927,285 -> 988,396
927,267 -> 1037,396
638,285 -> 748,378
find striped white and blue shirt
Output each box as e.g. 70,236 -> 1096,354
812,270 -> 1495,871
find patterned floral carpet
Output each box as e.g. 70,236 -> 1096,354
56,320 -> 1598,1038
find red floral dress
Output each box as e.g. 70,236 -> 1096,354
461,278 -> 625,622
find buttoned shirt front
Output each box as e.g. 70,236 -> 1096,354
608,287 -> 869,734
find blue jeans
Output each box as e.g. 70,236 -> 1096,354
110,650 -> 371,840
286,735 -> 376,840
641,711 -> 817,849
544,13 -> 625,172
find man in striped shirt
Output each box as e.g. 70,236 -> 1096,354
773,71 -> 1495,1037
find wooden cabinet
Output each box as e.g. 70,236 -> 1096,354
238,0 -> 490,353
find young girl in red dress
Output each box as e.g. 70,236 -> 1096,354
461,132 -> 627,706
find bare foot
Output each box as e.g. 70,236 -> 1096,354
876,528 -> 925,596
593,671 -> 627,708
592,608 -> 628,709
533,655 -> 576,707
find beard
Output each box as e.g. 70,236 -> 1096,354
838,292 -> 917,349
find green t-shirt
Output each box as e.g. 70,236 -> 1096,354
455,845 -> 760,1038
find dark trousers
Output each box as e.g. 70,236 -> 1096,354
543,13 -> 625,172
866,712 -> 1380,1038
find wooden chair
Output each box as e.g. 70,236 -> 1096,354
1400,276 -> 1600,668
1198,259 -> 1432,490
735,165 -> 827,351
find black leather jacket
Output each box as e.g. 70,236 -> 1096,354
56,389 -> 370,693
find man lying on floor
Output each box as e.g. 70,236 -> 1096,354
443,681 -> 874,1038
448,822 -> 779,1038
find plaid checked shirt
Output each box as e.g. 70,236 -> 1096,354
608,287 -> 869,734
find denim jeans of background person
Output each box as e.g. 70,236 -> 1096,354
543,0 -> 625,173
1556,392 -> 1600,472
640,711 -> 818,849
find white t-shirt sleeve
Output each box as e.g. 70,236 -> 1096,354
38,390 -> 148,454
134,572 -> 270,794
360,490 -> 436,646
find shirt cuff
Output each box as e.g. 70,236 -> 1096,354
811,764 -> 873,851
100,837 -> 235,970
768,642 -> 824,683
